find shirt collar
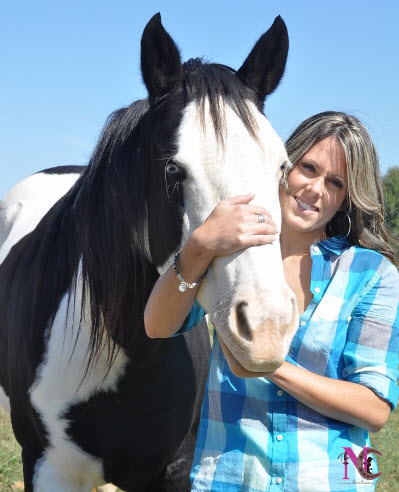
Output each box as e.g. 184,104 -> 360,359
315,235 -> 352,256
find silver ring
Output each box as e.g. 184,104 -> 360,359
257,213 -> 265,224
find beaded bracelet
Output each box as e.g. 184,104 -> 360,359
173,251 -> 207,292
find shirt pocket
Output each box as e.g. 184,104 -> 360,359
308,293 -> 352,355
312,318 -> 351,359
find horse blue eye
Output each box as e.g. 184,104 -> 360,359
166,163 -> 181,174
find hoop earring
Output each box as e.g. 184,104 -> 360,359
328,211 -> 351,239
342,211 -> 351,239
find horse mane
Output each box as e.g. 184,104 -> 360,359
71,99 -> 160,372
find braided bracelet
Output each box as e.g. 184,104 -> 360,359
173,251 -> 207,292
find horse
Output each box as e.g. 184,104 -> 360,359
0,13 -> 298,492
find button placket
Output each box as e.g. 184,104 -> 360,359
269,392 -> 287,491
310,246 -> 324,302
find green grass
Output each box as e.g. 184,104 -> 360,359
1,405 -> 398,491
371,407 -> 399,491
0,407 -> 23,491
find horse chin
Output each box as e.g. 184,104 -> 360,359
217,335 -> 280,379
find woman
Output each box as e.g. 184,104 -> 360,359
144,112 -> 399,491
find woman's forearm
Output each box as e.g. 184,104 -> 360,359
144,232 -> 212,338
268,362 -> 391,433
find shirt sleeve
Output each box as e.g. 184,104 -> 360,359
342,260 -> 399,411
171,300 -> 206,337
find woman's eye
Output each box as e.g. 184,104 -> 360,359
302,163 -> 315,172
330,179 -> 343,189
166,163 -> 181,175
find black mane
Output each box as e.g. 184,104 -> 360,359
72,98 -> 158,370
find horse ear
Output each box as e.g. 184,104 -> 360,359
237,16 -> 288,103
141,13 -> 183,103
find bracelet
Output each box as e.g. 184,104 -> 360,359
173,251 -> 207,292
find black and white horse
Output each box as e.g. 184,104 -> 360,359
0,13 -> 297,492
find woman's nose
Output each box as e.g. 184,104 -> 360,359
307,177 -> 324,196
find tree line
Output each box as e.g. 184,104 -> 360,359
383,167 -> 399,261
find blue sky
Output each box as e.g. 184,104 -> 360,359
1,1 -> 398,199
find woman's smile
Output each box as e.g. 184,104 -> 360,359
294,196 -> 319,212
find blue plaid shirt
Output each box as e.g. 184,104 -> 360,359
180,237 -> 399,492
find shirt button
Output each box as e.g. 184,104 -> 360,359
276,477 -> 283,484
300,320 -> 306,327
276,434 -> 283,441
313,245 -> 320,252
314,287 -> 321,293
277,389 -> 284,396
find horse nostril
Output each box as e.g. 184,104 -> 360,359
235,301 -> 252,341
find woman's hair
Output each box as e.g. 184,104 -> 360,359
281,111 -> 397,264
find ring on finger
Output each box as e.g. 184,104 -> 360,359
256,212 -> 265,224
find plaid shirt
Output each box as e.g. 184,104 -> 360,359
180,237 -> 399,492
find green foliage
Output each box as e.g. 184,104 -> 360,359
383,167 -> 399,236
382,167 -> 399,260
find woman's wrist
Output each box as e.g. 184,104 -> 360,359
178,229 -> 214,283
186,228 -> 215,261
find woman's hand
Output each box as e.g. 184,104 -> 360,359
190,193 -> 278,260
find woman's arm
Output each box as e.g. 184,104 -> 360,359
144,193 -> 278,338
268,361 -> 391,433
144,234 -> 212,338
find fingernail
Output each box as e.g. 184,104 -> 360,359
248,192 -> 255,196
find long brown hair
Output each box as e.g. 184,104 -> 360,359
281,111 -> 397,264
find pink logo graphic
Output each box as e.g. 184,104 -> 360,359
338,447 -> 382,481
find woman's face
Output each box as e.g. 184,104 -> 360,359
280,136 -> 348,236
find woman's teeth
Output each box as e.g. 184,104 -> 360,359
295,197 -> 317,211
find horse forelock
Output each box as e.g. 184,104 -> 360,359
182,59 -> 260,144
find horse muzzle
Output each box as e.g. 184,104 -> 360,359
211,286 -> 298,375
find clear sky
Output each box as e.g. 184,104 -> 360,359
1,0 -> 398,199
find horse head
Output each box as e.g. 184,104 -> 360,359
141,13 -> 298,375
